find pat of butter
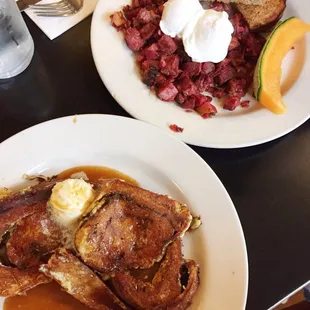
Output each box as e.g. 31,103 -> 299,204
49,179 -> 95,227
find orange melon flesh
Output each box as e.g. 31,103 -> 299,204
255,17 -> 310,114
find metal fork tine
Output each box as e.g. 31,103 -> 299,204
29,3 -> 70,9
31,6 -> 72,12
33,6 -> 74,12
34,8 -> 74,14
35,12 -> 74,16
31,7 -> 71,12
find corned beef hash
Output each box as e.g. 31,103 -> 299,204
110,0 -> 266,119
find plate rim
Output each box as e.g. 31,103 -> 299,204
0,114 -> 249,309
90,0 -> 310,149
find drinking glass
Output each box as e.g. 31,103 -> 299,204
0,0 -> 34,78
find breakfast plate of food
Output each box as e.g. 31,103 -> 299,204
91,0 -> 310,148
0,114 -> 248,309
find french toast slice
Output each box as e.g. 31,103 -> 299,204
75,180 -> 192,274
41,248 -> 129,310
0,180 -> 58,240
6,209 -> 65,269
111,239 -> 183,309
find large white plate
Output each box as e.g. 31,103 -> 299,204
0,115 -> 247,309
91,0 -> 310,148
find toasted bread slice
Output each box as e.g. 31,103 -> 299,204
236,0 -> 286,31
208,0 -> 263,4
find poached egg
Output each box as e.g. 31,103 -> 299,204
159,0 -> 202,38
160,0 -> 234,63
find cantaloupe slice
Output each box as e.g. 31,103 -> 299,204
253,17 -> 310,114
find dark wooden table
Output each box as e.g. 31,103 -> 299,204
1,15 -> 310,310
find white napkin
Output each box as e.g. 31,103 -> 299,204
24,0 -> 98,40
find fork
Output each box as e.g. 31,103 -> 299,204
29,0 -> 83,17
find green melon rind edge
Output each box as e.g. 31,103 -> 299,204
255,16 -> 296,100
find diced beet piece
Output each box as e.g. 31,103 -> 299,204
223,96 -> 241,111
176,75 -> 199,97
160,55 -> 180,77
243,33 -> 265,58
230,13 -> 242,29
195,75 -> 206,93
149,9 -> 159,20
195,74 -> 214,93
205,95 -> 213,103
234,62 -> 255,83
227,79 -> 247,97
158,3 -> 164,13
195,95 -> 217,117
196,101 -> 217,115
142,43 -> 159,60
155,72 -> 167,87
136,8 -> 152,24
241,100 -> 250,108
110,12 -> 126,29
182,62 -> 201,77
214,65 -> 236,85
141,60 -> 159,71
142,65 -> 159,86
201,114 -> 212,119
173,36 -> 183,47
136,54 -> 145,63
152,16 -> 161,27
228,36 -> 240,51
209,2 -> 233,16
182,96 -> 196,109
194,94 -> 213,108
230,13 -> 249,41
125,27 -> 145,51
123,6 -> 140,20
132,18 -> 141,28
177,50 -> 192,63
234,66 -> 247,78
133,0 -> 140,7
157,83 -> 178,102
206,86 -> 214,94
214,58 -> 231,76
175,92 -> 186,105
139,0 -> 153,7
228,47 -> 245,67
169,124 -> 184,133
139,22 -> 157,40
201,62 -> 215,75
153,29 -> 163,41
158,35 -> 177,55
212,88 -> 226,98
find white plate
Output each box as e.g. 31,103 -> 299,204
91,0 -> 310,148
0,115 -> 247,309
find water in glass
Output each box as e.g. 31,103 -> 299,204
0,0 -> 34,78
